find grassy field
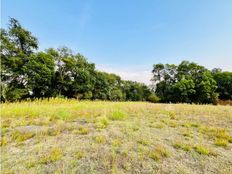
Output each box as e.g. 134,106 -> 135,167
1,99 -> 232,174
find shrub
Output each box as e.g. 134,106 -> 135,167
148,94 -> 160,103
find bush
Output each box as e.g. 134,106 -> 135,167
147,94 -> 160,103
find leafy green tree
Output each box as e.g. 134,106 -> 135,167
152,61 -> 218,104
172,78 -> 195,103
92,71 -> 110,100
1,18 -> 38,101
123,81 -> 151,101
67,53 -> 96,99
212,71 -> 232,100
25,52 -> 55,98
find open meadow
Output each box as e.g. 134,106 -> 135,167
1,99 -> 232,174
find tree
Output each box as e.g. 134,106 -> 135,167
123,81 -> 151,101
1,18 -> 38,101
25,52 -> 55,98
92,71 -> 110,100
212,71 -> 232,100
152,61 -> 218,104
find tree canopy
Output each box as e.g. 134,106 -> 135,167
152,61 -> 231,104
1,18 -> 152,102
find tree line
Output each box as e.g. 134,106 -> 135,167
0,18 -> 152,102
152,62 -> 232,104
1,18 -> 231,103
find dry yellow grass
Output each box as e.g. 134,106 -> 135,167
1,98 -> 232,173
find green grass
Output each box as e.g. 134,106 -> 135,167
11,130 -> 35,142
214,139 -> 229,147
1,98 -> 232,173
75,126 -> 89,135
74,151 -> 85,160
149,145 -> 171,161
173,142 -> 192,151
94,135 -> 106,144
108,110 -> 127,121
194,145 -> 210,155
39,148 -> 63,164
0,136 -> 8,146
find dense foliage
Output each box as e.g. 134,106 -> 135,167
152,61 -> 232,104
0,18 -> 152,102
212,69 -> 232,100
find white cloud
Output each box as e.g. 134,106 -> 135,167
96,64 -> 152,85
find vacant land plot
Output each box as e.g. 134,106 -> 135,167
1,99 -> 232,174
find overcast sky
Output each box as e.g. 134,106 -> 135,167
2,0 -> 232,84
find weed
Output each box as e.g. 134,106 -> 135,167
74,126 -> 89,135
55,110 -> 71,120
132,125 -> 139,131
149,145 -> 170,161
200,126 -> 230,140
182,122 -> 200,128
0,137 -> 8,146
112,138 -> 122,147
47,127 -> 61,136
108,111 -> 127,121
137,139 -> 149,146
182,131 -> 193,138
173,142 -> 191,151
11,130 -> 34,142
168,120 -> 178,128
74,151 -> 85,160
191,122 -> 200,128
168,112 -> 177,120
214,139 -> 229,147
2,119 -> 11,128
94,135 -> 106,144
194,145 -> 209,155
154,123 -> 165,129
1,128 -> 9,135
228,136 -> 232,143
40,148 -> 62,164
26,161 -> 36,168
95,117 -> 109,129
182,123 -> 191,128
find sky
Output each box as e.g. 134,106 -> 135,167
1,0 -> 232,84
